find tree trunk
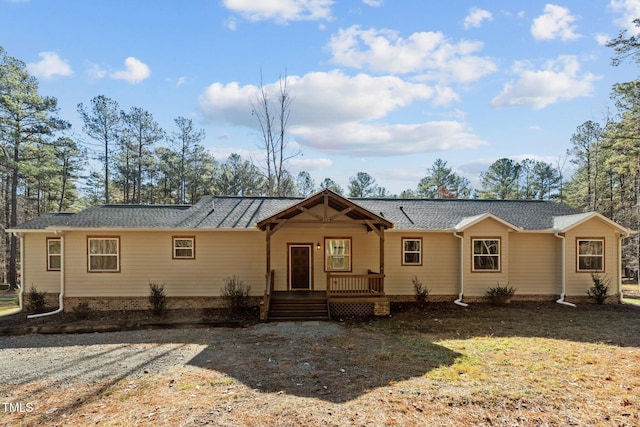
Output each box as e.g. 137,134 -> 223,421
8,144 -> 19,289
104,136 -> 110,204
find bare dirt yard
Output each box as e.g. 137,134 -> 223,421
1,302 -> 640,426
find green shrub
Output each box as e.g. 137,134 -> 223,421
587,273 -> 609,304
221,276 -> 251,313
413,276 -> 430,307
148,282 -> 167,315
486,283 -> 516,305
26,285 -> 48,313
72,301 -> 92,320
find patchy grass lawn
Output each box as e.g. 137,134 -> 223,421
1,302 -> 640,426
622,283 -> 640,305
0,291 -> 19,316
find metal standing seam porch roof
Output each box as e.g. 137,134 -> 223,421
10,190 -> 624,234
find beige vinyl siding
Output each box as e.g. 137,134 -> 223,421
266,203 -> 382,291
269,224 -> 380,291
509,233 -> 560,295
462,218 -> 510,297
384,232 -> 459,295
563,218 -> 620,296
22,233 -> 61,293
62,230 -> 266,297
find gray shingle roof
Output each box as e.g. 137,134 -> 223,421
12,212 -> 76,230
12,195 -> 586,232
354,198 -> 582,230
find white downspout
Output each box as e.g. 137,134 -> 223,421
28,233 -> 65,318
453,231 -> 468,307
554,232 -> 576,308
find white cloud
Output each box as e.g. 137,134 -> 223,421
199,70 -> 446,127
208,146 -> 260,162
86,62 -> 107,80
291,121 -> 487,156
289,157 -> 333,171
362,0 -> 383,6
165,76 -> 187,87
610,0 -> 640,32
222,0 -> 333,24
199,81 -> 260,128
199,70 -> 484,157
595,32 -> 612,45
327,26 -> 497,83
531,4 -> 581,41
225,17 -> 238,30
289,71 -> 446,125
110,57 -> 151,84
491,55 -> 600,109
26,52 -> 73,79
464,7 -> 493,29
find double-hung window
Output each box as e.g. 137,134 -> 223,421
173,236 -> 195,259
325,238 -> 351,272
472,238 -> 500,272
88,237 -> 120,272
402,238 -> 422,266
577,239 -> 604,272
47,238 -> 61,271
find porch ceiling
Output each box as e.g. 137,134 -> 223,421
256,189 -> 393,232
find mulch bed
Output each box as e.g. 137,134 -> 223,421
0,306 -> 259,335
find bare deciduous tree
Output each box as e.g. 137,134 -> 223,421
251,69 -> 299,196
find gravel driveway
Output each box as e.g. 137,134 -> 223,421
0,322 -> 346,387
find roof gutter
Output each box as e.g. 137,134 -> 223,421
28,232 -> 65,318
453,231 -> 468,307
554,232 -> 576,308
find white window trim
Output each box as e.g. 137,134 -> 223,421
325,237 -> 352,272
87,237 -> 120,273
472,238 -> 501,272
577,238 -> 605,272
173,236 -> 195,259
402,238 -> 422,266
47,237 -> 61,271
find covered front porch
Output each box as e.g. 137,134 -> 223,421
257,190 -> 393,321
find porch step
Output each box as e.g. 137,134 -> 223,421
268,296 -> 329,321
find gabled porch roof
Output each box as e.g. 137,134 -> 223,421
256,189 -> 393,233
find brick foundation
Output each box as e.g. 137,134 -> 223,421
386,294 -> 622,304
22,292 -> 61,311
22,293 -> 622,314
44,296 -> 262,312
373,301 -> 390,316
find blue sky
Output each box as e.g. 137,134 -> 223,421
2,0 -> 639,194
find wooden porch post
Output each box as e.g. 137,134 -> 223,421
266,224 -> 271,275
380,230 -> 384,293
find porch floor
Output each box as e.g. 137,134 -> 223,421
272,291 -> 327,299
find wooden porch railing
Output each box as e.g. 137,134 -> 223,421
326,272 -> 384,297
260,270 -> 275,321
